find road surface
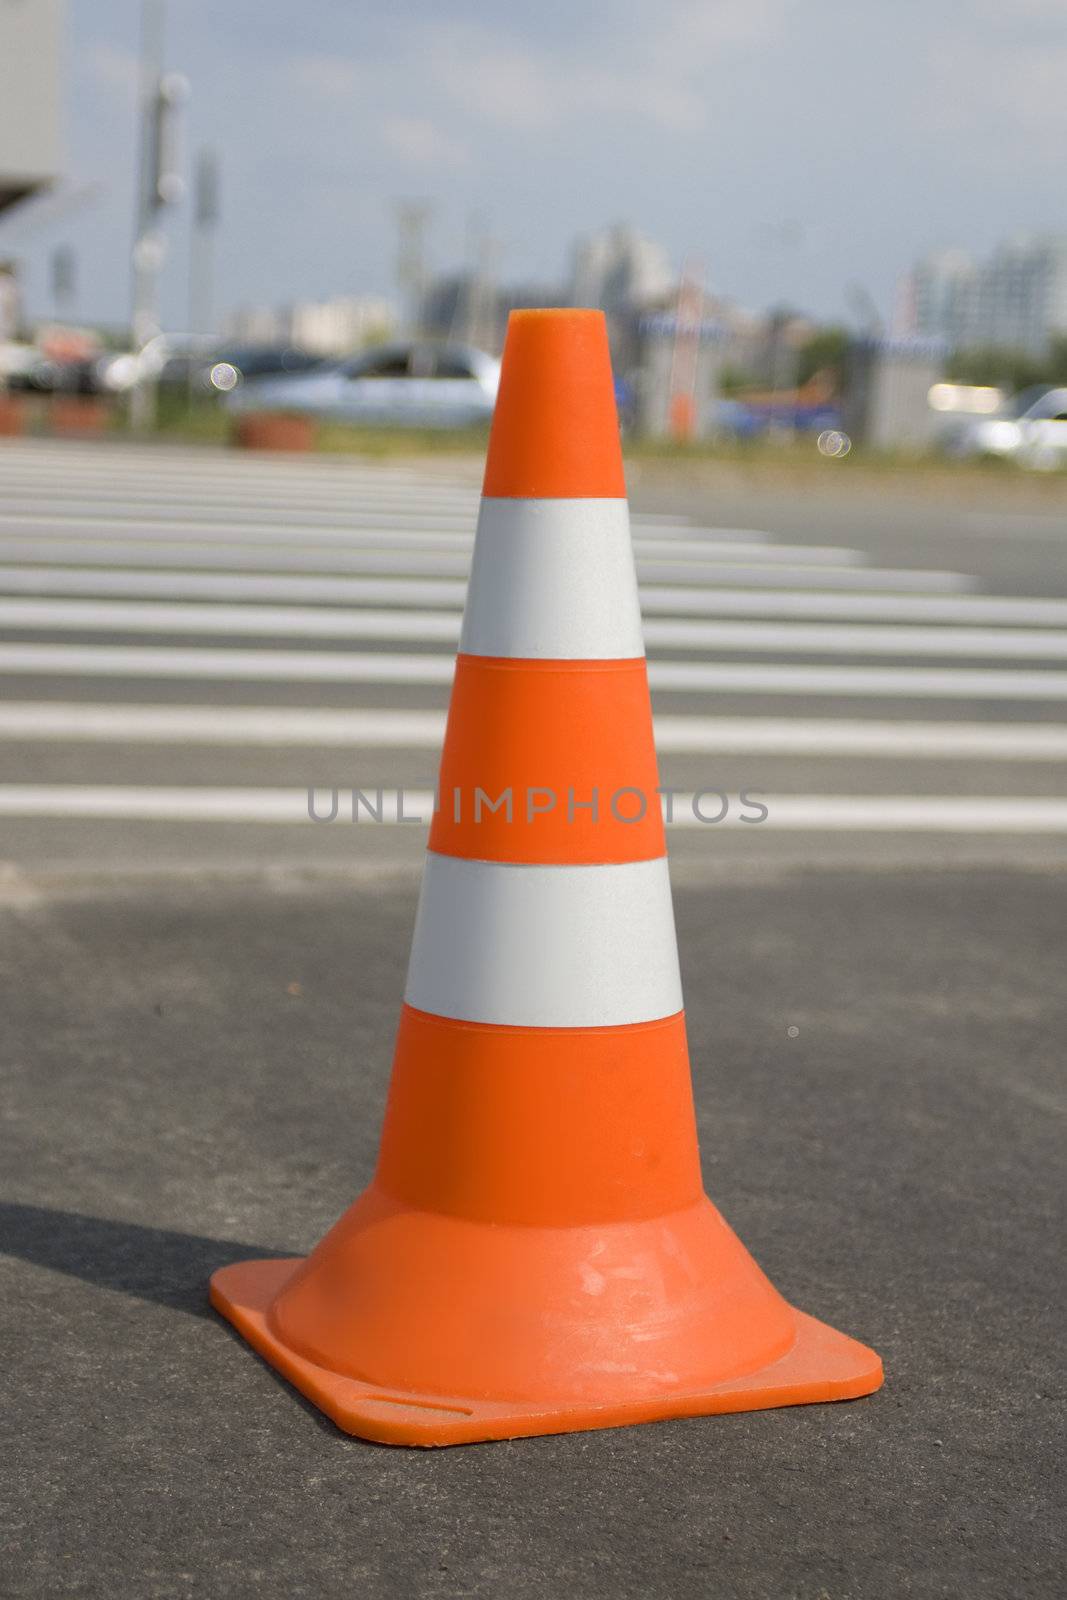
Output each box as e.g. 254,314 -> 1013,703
1,439 -> 1063,1598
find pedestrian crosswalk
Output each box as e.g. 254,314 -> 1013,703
1,436 -> 1066,851
5,600 -> 1067,657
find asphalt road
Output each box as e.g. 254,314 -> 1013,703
1,439 -> 1065,1596
2,869 -> 1063,1598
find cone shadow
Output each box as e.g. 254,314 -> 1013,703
0,1200 -> 288,1319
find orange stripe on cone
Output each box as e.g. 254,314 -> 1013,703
429,655 -> 664,863
375,1005 -> 699,1225
482,309 -> 627,499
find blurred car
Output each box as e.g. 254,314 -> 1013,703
2,343 -> 55,391
83,338 -> 215,397
92,338 -> 323,398
187,343 -> 323,395
225,341 -> 501,428
945,385 -> 1067,470
7,348 -> 100,395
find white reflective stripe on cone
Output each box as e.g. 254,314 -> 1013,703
460,498 -> 644,660
405,853 -> 682,1028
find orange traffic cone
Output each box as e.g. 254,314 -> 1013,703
211,309 -> 883,1445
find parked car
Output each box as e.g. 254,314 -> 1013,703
6,349 -> 100,395
225,341 -> 501,428
91,338 -> 323,398
945,385 -> 1067,470
91,335 -> 218,396
190,344 -> 323,394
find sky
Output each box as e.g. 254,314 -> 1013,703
5,0 -> 1066,334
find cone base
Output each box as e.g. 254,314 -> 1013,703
210,1258 -> 882,1447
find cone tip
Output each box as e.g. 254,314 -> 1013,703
483,307 -> 626,499
505,307 -> 606,327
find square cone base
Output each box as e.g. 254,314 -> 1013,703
210,1258 -> 883,1447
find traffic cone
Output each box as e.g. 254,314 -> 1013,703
210,309 -> 883,1445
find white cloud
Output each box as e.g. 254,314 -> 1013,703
82,43 -> 138,97
426,44 -> 707,135
426,38 -> 553,131
290,54 -> 364,99
381,115 -> 469,170
1003,44 -> 1067,136
286,54 -> 470,169
980,0 -> 1064,18
924,33 -> 1067,146
663,0 -> 799,53
415,3 -> 798,138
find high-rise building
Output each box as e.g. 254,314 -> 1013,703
979,237 -> 1067,355
570,224 -> 675,318
284,296 -> 395,356
416,224 -> 679,359
908,236 -> 1067,356
224,296 -> 395,356
419,274 -> 562,353
908,251 -> 977,350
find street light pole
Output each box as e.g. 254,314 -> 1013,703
668,259 -> 703,441
51,244 -> 76,320
185,147 -> 219,411
129,0 -> 186,431
396,202 -> 430,337
188,147 -> 219,339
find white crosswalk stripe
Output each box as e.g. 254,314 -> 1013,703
0,537 -> 974,590
0,518 -> 861,565
1,704 -> 1064,759
3,786 -> 1067,831
1,437 -> 1065,842
5,644 -> 1067,697
2,565 -> 1064,623
3,599 -> 1067,658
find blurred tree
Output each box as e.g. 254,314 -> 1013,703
945,345 -> 1063,391
795,325 -> 850,390
1047,336 -> 1067,384
718,363 -> 753,397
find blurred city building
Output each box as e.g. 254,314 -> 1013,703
0,0 -> 63,341
0,0 -> 62,217
569,224 -> 675,323
223,215 -> 988,450
632,292 -> 733,439
416,222 -> 757,440
906,236 -> 1067,357
224,294 -> 396,357
841,337 -> 947,453
418,223 -> 677,355
419,273 -> 562,353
